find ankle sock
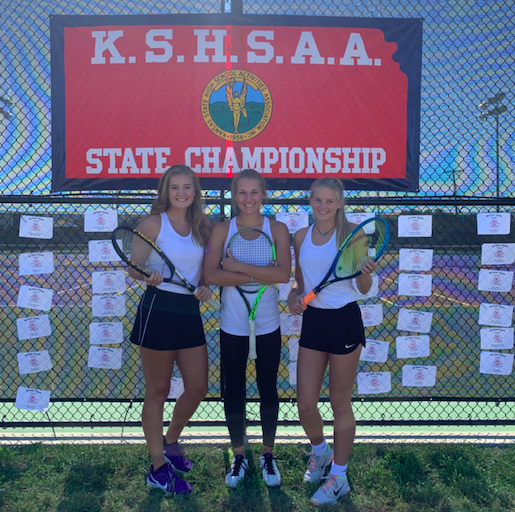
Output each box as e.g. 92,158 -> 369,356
329,462 -> 348,478
311,439 -> 328,457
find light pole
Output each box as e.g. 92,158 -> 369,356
478,92 -> 508,201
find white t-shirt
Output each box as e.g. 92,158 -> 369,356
299,224 -> 358,309
220,217 -> 281,336
149,212 -> 204,294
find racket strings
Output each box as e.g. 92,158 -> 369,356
119,230 -> 171,279
229,233 -> 274,293
335,221 -> 388,278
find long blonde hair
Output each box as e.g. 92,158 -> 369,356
150,165 -> 210,247
310,177 -> 351,247
230,169 -> 267,216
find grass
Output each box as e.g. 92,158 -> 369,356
1,443 -> 515,511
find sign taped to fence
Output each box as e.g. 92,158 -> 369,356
50,14 -> 422,192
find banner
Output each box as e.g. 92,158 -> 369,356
51,14 -> 422,192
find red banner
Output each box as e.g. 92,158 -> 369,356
51,15 -> 422,191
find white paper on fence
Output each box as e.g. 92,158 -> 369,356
17,350 -> 53,374
19,216 -> 54,239
359,304 -> 383,327
481,243 -> 515,265
346,212 -> 375,231
89,322 -> 124,345
16,314 -> 52,340
402,365 -> 437,387
398,215 -> 432,237
478,303 -> 514,327
288,362 -> 297,386
353,275 -> 379,299
290,246 -> 296,270
88,346 -> 123,369
357,372 -> 391,394
84,209 -> 118,232
288,338 -> 299,362
92,270 -> 127,294
360,339 -> 389,363
280,313 -> 303,335
15,386 -> 51,412
480,327 -> 514,350
398,274 -> 432,296
477,269 -> 514,293
279,280 -> 294,301
397,308 -> 433,333
18,252 -> 54,276
17,285 -> 53,312
91,294 -> 127,318
479,351 -> 514,375
88,240 -> 122,263
477,212 -> 510,235
399,249 -> 434,271
168,377 -> 185,399
275,211 -> 309,234
396,335 -> 430,359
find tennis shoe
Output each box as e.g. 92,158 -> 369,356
310,474 -> 350,506
147,463 -> 193,495
260,453 -> 281,487
225,454 -> 249,488
303,447 -> 334,483
163,438 -> 193,473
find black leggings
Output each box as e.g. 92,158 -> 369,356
220,328 -> 281,448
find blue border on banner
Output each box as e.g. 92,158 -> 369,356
51,14 -> 422,193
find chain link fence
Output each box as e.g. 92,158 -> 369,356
1,0 -> 514,430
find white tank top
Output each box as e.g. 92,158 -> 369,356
150,212 -> 204,294
220,217 -> 280,336
299,224 -> 358,309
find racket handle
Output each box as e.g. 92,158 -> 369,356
207,298 -> 220,311
303,290 -> 316,306
193,287 -> 220,310
248,320 -> 257,360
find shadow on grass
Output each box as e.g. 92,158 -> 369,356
428,445 -> 491,508
138,486 -> 206,512
0,444 -> 35,509
56,460 -> 114,512
385,445 -> 428,487
268,484 -> 293,510
340,495 -> 361,512
383,445 -> 448,509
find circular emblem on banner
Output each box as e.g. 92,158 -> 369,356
201,70 -> 272,141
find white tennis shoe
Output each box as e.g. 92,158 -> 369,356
260,453 -> 281,487
310,474 -> 350,506
225,454 -> 249,488
303,447 -> 334,483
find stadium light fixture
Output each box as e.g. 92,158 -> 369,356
478,92 -> 509,200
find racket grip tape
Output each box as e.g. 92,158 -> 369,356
248,320 -> 257,359
206,298 -> 220,310
192,286 -> 220,310
303,290 -> 317,306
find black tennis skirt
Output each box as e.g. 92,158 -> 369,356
130,287 -> 206,351
299,301 -> 366,355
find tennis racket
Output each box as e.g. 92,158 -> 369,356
111,226 -> 220,310
226,228 -> 277,359
303,217 -> 390,305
